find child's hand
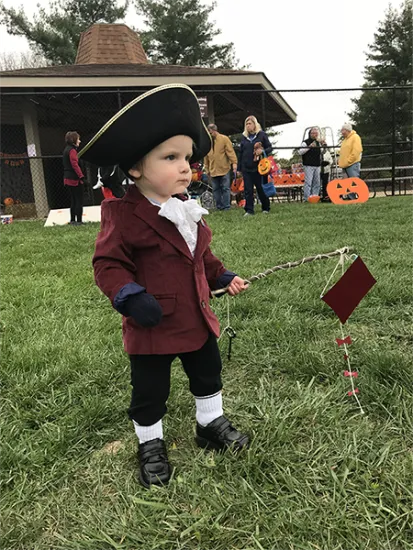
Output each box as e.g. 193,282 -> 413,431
227,276 -> 249,296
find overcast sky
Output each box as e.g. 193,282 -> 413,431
0,0 -> 401,155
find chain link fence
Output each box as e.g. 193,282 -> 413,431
1,86 -> 411,219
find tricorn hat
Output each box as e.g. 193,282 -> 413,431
78,83 -> 211,174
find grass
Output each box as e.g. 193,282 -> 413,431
1,197 -> 412,550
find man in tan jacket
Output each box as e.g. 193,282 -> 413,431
204,124 -> 237,210
339,123 -> 363,178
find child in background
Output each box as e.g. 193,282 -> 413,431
79,84 -> 249,489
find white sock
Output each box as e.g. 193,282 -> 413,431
133,419 -> 163,444
195,392 -> 223,427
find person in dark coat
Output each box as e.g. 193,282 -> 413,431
62,131 -> 85,225
78,84 -> 249,489
93,165 -> 127,199
238,116 -> 272,216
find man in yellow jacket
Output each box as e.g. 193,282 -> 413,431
204,124 -> 237,210
339,123 -> 363,178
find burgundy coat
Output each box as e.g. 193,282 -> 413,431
93,185 -> 227,355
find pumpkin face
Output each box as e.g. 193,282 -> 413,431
231,177 -> 244,194
327,178 -> 369,204
308,195 -> 320,203
4,197 -> 14,206
258,158 -> 271,175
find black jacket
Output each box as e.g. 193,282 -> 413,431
63,145 -> 81,180
301,130 -> 322,167
238,130 -> 273,173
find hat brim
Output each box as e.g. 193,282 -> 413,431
78,84 -> 212,172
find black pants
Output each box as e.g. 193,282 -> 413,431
321,172 -> 330,200
128,333 -> 223,426
68,185 -> 83,222
243,171 -> 270,214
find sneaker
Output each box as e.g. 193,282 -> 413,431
262,210 -> 270,214
244,212 -> 254,217
196,415 -> 249,452
138,438 -> 172,489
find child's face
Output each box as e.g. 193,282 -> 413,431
129,135 -> 193,199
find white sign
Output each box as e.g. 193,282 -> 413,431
27,144 -> 36,157
198,97 -> 208,118
44,205 -> 102,227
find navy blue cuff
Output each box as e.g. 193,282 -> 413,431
216,270 -> 237,290
113,282 -> 146,315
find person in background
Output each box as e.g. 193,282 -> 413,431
204,124 -> 237,211
321,145 -> 333,201
238,116 -> 272,216
298,128 -> 325,202
339,123 -> 363,178
93,165 -> 126,199
63,131 -> 85,225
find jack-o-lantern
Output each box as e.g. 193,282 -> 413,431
327,177 -> 369,204
231,175 -> 244,194
4,197 -> 14,206
258,157 -> 271,176
308,195 -> 320,203
191,169 -> 199,182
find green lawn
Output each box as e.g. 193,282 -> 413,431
1,198 -> 412,550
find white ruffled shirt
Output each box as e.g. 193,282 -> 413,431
150,197 -> 208,256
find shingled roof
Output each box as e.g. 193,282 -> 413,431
75,24 -> 148,65
0,63 -> 259,78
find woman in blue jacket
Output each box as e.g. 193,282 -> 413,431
238,116 -> 272,216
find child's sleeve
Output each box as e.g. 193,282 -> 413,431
93,201 -> 145,313
203,247 -> 237,291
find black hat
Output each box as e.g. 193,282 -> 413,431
78,83 -> 212,174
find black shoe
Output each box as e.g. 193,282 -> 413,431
196,415 -> 249,452
138,438 -> 172,489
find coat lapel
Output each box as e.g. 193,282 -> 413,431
193,218 -> 211,260
128,186 -> 194,261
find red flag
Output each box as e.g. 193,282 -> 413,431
322,257 -> 376,324
336,336 -> 352,347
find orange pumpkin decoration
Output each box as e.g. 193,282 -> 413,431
231,176 -> 244,194
191,169 -> 199,182
308,195 -> 321,203
327,177 -> 369,204
4,197 -> 14,206
258,157 -> 271,176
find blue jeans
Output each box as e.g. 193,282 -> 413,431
303,166 -> 321,201
211,172 -> 231,210
344,162 -> 361,178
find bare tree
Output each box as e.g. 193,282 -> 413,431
0,50 -> 48,71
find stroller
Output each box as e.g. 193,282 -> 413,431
187,163 -> 215,209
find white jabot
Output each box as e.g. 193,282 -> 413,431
158,197 -> 208,256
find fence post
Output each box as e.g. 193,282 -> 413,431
391,86 -> 396,196
22,100 -> 49,218
261,92 -> 266,129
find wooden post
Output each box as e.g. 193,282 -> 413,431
207,95 -> 215,124
22,100 -> 49,218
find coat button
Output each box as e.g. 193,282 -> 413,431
201,300 -> 206,309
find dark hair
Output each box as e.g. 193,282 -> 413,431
65,131 -> 80,145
